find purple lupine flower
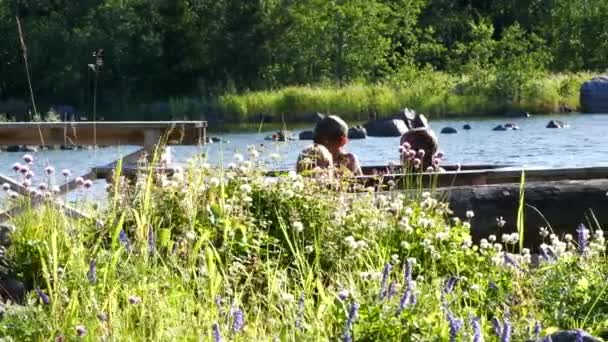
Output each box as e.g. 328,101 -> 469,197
75,325 -> 87,337
387,281 -> 397,299
575,329 -> 584,342
87,259 -> 97,285
397,286 -> 412,316
147,226 -> 155,255
212,323 -> 222,342
379,263 -> 392,299
492,317 -> 502,337
118,230 -> 131,252
444,276 -> 458,294
36,287 -> 50,305
446,311 -> 463,342
472,316 -> 483,342
342,302 -> 359,342
533,321 -> 542,338
231,307 -> 245,333
501,318 -> 512,342
295,294 -> 305,330
503,252 -> 525,272
576,224 -> 588,255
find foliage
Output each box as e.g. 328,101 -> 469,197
0,150 -> 606,340
0,0 -> 606,120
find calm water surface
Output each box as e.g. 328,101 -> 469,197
0,113 -> 606,203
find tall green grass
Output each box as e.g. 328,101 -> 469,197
211,72 -> 593,122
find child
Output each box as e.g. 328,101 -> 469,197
305,115 -> 362,176
296,143 -> 334,177
399,128 -> 441,170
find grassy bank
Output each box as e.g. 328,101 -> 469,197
0,149 -> 606,340
212,72 -> 591,123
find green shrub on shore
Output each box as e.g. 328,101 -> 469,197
212,72 -> 592,123
0,150 -> 606,340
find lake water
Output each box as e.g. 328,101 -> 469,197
0,113 -> 607,203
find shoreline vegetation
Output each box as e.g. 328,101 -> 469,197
0,150 -> 606,340
211,72 -> 590,123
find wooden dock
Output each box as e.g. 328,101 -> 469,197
0,121 -> 207,224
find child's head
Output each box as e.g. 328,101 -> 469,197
296,143 -> 334,175
400,128 -> 439,166
313,115 -> 349,149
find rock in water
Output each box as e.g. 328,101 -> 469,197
364,119 -> 408,137
462,124 -> 472,130
299,130 -> 314,140
440,127 -> 458,134
492,125 -> 507,131
348,126 -> 367,139
546,120 -> 567,128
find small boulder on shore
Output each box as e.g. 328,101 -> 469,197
546,120 -> 568,128
440,127 -> 458,134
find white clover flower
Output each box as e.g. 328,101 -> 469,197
494,243 -> 503,252
269,153 -> 281,162
209,177 -> 220,187
185,231 -> 196,241
407,257 -> 417,266
400,241 -> 411,250
421,191 -> 431,199
539,227 -> 549,237
466,210 -> 475,219
564,234 -> 573,242
501,234 -> 510,243
462,222 -> 471,229
391,254 -> 400,263
435,231 -> 449,241
248,149 -> 259,159
479,239 -> 490,249
496,216 -> 506,228
488,235 -> 496,243
357,240 -> 369,249
305,245 -> 314,253
292,221 -> 304,233
508,233 -> 519,244
522,248 -> 530,255
239,183 -> 252,194
470,284 -> 481,292
404,207 -> 414,216
233,153 -> 244,163
280,293 -> 295,303
452,217 -> 461,225
292,181 -> 304,192
595,229 -> 604,238
282,189 -> 295,199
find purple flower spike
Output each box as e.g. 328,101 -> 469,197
87,259 -> 97,285
295,294 -> 305,330
379,263 -> 392,299
472,317 -> 482,342
492,317 -> 502,337
447,311 -> 462,342
36,287 -> 50,305
148,226 -> 155,255
212,323 -> 222,342
444,276 -> 458,294
501,318 -> 512,342
576,224 -> 588,255
533,321 -> 542,338
387,281 -> 397,299
575,329 -> 584,342
118,230 -> 131,252
342,302 -> 359,342
231,307 -> 245,333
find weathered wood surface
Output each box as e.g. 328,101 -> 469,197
356,166 -> 608,188
0,121 -> 207,146
440,179 -> 608,249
